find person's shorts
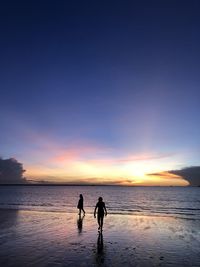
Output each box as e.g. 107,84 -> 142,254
97,213 -> 104,218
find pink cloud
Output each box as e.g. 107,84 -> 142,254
48,142 -> 113,164
116,152 -> 175,163
85,152 -> 175,166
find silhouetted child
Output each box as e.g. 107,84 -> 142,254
77,194 -> 85,215
94,197 -> 107,231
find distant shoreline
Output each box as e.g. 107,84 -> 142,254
0,183 -> 123,186
0,183 -> 195,187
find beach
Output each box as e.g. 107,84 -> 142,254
0,209 -> 199,267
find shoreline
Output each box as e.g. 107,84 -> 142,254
0,206 -> 199,222
0,184 -> 195,187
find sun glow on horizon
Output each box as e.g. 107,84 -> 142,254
13,132 -> 189,186
25,153 -> 188,186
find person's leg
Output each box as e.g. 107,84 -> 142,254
78,208 -> 81,215
100,216 -> 104,230
97,214 -> 101,229
82,208 -> 85,215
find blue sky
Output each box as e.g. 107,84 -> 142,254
0,1 -> 200,185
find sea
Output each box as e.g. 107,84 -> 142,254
0,185 -> 199,220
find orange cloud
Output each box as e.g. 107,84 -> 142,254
147,171 -> 186,180
147,171 -> 189,186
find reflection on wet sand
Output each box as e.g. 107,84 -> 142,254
0,209 -> 18,230
97,232 -> 103,253
0,211 -> 199,267
96,232 -> 105,265
77,214 -> 85,234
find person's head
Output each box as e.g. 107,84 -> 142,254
80,194 -> 83,198
98,197 -> 103,202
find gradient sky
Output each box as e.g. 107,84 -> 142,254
0,1 -> 200,185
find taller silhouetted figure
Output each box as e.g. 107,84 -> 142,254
94,197 -> 107,231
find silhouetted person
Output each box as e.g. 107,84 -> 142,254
77,194 -> 85,216
77,214 -> 84,234
94,197 -> 107,231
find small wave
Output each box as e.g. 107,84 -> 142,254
0,202 -> 53,207
169,207 -> 200,211
0,206 -> 199,221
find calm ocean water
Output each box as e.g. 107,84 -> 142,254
0,186 -> 199,220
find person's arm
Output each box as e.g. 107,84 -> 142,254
104,203 -> 107,216
77,200 -> 80,209
94,204 -> 97,218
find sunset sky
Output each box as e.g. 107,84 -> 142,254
0,1 -> 200,186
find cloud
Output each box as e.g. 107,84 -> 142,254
148,166 -> 200,186
116,152 -> 175,163
76,177 -> 135,186
146,170 -> 190,186
0,158 -> 27,184
169,166 -> 200,186
147,171 -> 181,179
85,153 -> 176,171
27,175 -> 134,186
51,143 -> 110,164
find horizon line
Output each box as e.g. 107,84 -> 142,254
0,183 -> 194,187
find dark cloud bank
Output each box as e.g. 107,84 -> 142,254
169,167 -> 200,186
0,158 -> 26,184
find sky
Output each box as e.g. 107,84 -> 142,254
0,0 -> 200,186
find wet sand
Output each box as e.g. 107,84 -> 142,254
0,209 -> 199,267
